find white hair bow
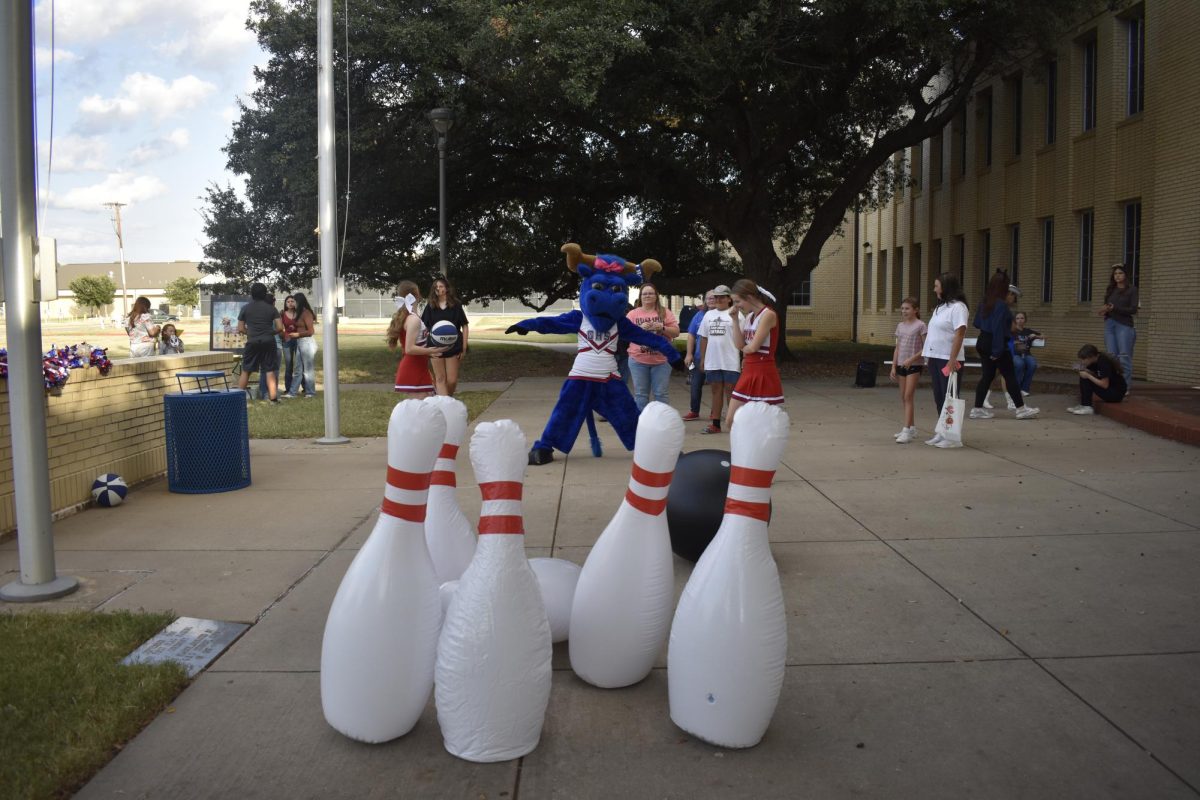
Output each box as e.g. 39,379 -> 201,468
394,293 -> 417,313
759,287 -> 777,303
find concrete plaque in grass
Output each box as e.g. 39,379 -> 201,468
122,617 -> 249,677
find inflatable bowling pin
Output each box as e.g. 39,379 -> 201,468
320,400 -> 446,743
569,401 -> 685,687
667,402 -> 789,748
529,557 -> 583,644
423,396 -> 477,583
435,420 -> 553,762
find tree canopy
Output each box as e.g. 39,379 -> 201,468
68,275 -> 116,315
204,0 -> 1091,354
164,277 -> 201,310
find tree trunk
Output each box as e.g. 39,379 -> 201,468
724,227 -> 804,362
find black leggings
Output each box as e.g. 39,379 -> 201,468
973,335 -> 1023,409
1081,378 -> 1124,407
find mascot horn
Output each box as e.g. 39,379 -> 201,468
506,243 -> 684,465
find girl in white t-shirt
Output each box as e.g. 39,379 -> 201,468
890,298 -> 927,443
920,274 -> 969,448
698,288 -> 742,434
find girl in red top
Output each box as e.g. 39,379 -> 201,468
725,279 -> 784,430
387,280 -> 447,396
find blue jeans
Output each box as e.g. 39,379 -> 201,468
258,336 -> 283,397
688,358 -> 705,413
1104,318 -> 1136,387
616,353 -> 632,388
1012,353 -> 1038,393
282,339 -> 299,391
289,337 -> 318,396
629,360 -> 670,411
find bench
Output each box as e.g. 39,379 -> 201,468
884,336 -> 1045,369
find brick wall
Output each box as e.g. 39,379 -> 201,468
0,351 -> 237,532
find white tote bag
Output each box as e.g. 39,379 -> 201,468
935,371 -> 965,444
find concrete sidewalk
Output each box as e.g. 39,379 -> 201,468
4,376 -> 1199,799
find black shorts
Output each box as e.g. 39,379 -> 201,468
895,364 -> 923,376
242,339 -> 280,373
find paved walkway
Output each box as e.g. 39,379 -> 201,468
3,377 -> 1199,799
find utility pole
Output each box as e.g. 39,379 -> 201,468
103,202 -> 129,321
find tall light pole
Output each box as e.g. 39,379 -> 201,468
426,107 -> 455,276
103,201 -> 129,320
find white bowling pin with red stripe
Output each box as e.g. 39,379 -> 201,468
435,420 -> 552,762
320,400 -> 445,743
423,396 -> 476,583
667,402 -> 789,748
569,401 -> 685,687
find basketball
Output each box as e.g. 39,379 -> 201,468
429,320 -> 459,347
91,473 -> 128,507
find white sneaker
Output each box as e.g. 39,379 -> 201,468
894,428 -> 908,439
1006,396 -> 1017,410
1015,406 -> 1040,419
896,429 -> 916,443
1021,390 -> 1031,397
924,433 -> 944,446
935,438 -> 963,448
969,408 -> 994,419
1068,405 -> 1095,415
982,396 -> 994,409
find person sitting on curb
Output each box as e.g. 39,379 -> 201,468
1068,344 -> 1127,415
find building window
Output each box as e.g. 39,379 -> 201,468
956,110 -> 968,177
910,243 -> 922,306
877,250 -> 888,310
978,89 -> 993,167
791,280 -> 812,308
892,247 -> 904,309
1010,76 -> 1023,156
1009,224 -> 1020,285
1124,201 -> 1142,286
1078,210 -> 1094,302
1127,12 -> 1145,115
1082,37 -> 1098,132
932,130 -> 944,185
1041,218 -> 1054,303
1046,60 -> 1058,145
864,252 -> 873,308
930,239 -> 942,311
955,235 -> 966,283
980,229 -> 992,289
911,145 -> 923,191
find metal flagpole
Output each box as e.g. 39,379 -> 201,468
0,0 -> 78,601
315,0 -> 347,444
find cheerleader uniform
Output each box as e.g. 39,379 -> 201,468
731,309 -> 784,405
393,322 -> 435,393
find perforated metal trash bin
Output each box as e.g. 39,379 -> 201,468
163,372 -> 251,493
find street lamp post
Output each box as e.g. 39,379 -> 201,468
426,107 -> 455,276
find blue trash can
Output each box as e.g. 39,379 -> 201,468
164,371 -> 251,493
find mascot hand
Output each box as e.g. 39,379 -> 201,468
505,324 -> 528,335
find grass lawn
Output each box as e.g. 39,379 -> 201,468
0,610 -> 189,800
316,338 -> 576,385
246,389 -> 503,438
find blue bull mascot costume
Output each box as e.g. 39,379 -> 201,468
506,243 -> 683,465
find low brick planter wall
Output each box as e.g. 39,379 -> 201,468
0,351 -> 238,533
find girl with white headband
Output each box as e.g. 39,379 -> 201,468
386,280 -> 449,397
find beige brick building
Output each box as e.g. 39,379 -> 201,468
855,0 -> 1199,384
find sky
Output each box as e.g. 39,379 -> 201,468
30,0 -> 266,266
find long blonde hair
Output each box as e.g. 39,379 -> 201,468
386,280 -> 420,350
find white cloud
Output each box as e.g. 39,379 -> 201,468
78,72 -> 216,130
42,134 -> 110,172
39,0 -> 255,61
51,172 -> 168,211
35,47 -> 80,68
129,128 -> 190,165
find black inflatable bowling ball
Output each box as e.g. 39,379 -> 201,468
666,448 -> 771,562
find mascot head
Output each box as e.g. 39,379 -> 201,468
561,243 -> 662,331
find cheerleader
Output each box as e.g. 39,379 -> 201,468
386,280 -> 448,397
724,278 -> 784,431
